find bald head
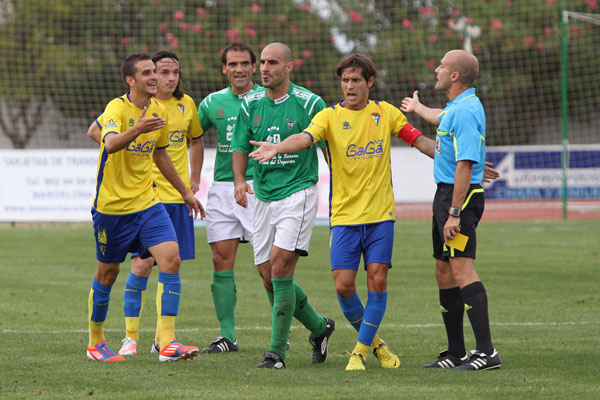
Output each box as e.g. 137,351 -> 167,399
445,49 -> 479,87
262,42 -> 293,63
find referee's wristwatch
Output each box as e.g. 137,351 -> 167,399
448,206 -> 461,218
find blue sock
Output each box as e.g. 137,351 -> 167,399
90,278 -> 112,322
337,292 -> 365,332
357,291 -> 387,346
123,272 -> 148,317
158,272 -> 180,316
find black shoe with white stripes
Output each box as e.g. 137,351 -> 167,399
256,350 -> 286,369
201,336 -> 238,353
454,349 -> 501,371
308,316 -> 335,363
423,350 -> 468,369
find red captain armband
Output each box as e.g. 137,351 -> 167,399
397,123 -> 422,146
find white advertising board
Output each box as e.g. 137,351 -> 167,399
0,148 -> 436,222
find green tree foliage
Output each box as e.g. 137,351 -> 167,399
0,0 -> 598,147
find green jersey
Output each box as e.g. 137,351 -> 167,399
232,82 -> 326,202
198,84 -> 259,182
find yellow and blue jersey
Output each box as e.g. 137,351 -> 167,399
304,100 -> 421,226
434,88 -> 486,184
151,94 -> 203,203
93,94 -> 170,215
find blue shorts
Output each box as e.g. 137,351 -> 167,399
92,203 -> 178,263
330,220 -> 395,270
130,203 -> 195,260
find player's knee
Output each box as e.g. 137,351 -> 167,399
368,275 -> 387,292
158,254 -> 181,273
96,263 -> 120,286
256,269 -> 273,291
334,280 -> 355,298
435,262 -> 456,287
101,271 -> 119,286
262,276 -> 273,292
131,257 -> 154,277
212,251 -> 233,270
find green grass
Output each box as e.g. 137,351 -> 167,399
1,220 -> 599,399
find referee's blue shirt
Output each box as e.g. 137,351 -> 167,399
433,88 -> 486,185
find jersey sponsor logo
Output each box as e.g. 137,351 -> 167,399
178,103 -> 185,114
342,121 -> 351,130
246,90 -> 266,101
346,140 -> 384,159
274,93 -> 289,104
105,119 -> 118,129
216,107 -> 225,118
170,130 -> 186,144
285,118 -> 296,132
291,87 -> 312,101
253,115 -> 262,126
226,123 -> 234,141
371,113 -> 381,126
126,139 -> 157,154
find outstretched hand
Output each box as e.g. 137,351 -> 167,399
400,90 -> 421,113
483,161 -> 500,183
136,106 -> 166,134
249,140 -> 277,163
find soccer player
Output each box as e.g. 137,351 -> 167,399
87,51 -> 204,357
231,42 -> 334,369
86,53 -> 204,363
249,54 -> 438,371
400,49 -> 501,370
195,41 -> 260,354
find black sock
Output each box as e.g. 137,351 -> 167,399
439,287 -> 466,358
461,281 -> 494,355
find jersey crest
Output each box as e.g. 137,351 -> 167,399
285,118 -> 297,131
371,113 -> 381,126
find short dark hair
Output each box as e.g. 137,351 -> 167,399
336,54 -> 377,83
221,41 -> 256,66
121,53 -> 152,84
152,50 -> 184,100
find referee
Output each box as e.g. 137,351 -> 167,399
401,49 -> 501,371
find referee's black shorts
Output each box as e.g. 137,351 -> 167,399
432,183 -> 484,260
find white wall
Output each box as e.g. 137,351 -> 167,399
0,148 -> 435,222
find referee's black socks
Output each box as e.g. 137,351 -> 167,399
461,281 -> 494,356
439,287 -> 466,358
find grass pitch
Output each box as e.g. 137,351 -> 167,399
1,220 -> 599,399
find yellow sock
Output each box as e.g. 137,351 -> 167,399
158,316 -> 176,350
124,287 -> 146,341
154,325 -> 160,345
352,342 -> 370,359
88,289 -> 105,347
125,318 -> 140,341
89,321 -> 105,347
370,334 -> 384,350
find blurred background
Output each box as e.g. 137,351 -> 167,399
1,0 -> 598,148
0,0 -> 599,221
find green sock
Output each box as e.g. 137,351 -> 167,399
270,277 -> 295,359
265,288 -> 274,307
293,282 -> 326,337
211,269 -> 236,342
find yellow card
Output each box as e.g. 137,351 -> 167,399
447,233 -> 469,251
